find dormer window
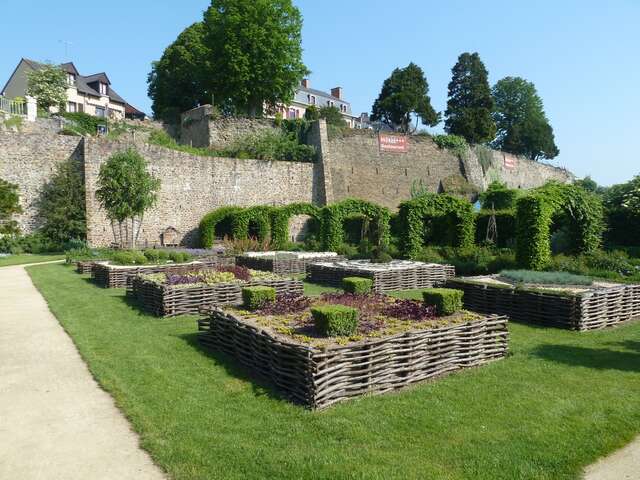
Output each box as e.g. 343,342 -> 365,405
67,73 -> 75,86
99,82 -> 107,95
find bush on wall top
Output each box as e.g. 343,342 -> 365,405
199,206 -> 244,248
270,202 -> 320,249
479,181 -> 520,211
399,192 -> 475,258
515,181 -> 604,269
320,198 -> 391,251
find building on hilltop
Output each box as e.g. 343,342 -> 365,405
1,58 -> 127,120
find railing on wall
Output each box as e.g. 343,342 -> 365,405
0,96 -> 27,116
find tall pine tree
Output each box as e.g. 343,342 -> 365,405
444,52 -> 495,144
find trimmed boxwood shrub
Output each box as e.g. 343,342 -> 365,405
475,210 -> 516,247
111,250 -> 148,265
242,286 -> 276,310
231,205 -> 274,242
321,199 -> 391,251
270,203 -> 321,249
342,276 -> 373,294
516,182 -> 604,269
200,206 -> 244,248
311,305 -> 359,336
398,193 -> 475,258
422,288 -> 464,316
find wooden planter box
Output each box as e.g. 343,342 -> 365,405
76,261 -> 97,275
236,253 -> 346,275
308,260 -> 455,293
198,309 -> 509,409
131,277 -> 304,317
446,277 -> 640,331
92,257 -> 235,288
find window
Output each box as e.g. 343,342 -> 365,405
67,102 -> 77,113
310,95 -> 316,105
99,83 -> 107,95
67,73 -> 75,86
95,106 -> 106,118
287,108 -> 298,119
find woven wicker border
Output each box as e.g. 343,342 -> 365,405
197,309 -> 509,409
76,261 -> 96,275
92,256 -> 236,288
446,278 -> 640,331
308,262 -> 455,293
131,277 -> 304,317
236,255 -> 346,275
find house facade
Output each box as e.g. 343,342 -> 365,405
1,58 -> 126,120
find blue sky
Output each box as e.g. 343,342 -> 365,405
2,0 -> 638,185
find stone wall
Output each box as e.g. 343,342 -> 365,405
83,138 -> 318,247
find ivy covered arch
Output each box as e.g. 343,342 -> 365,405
199,206 -> 244,248
321,198 -> 391,251
270,203 -> 321,249
231,205 -> 274,242
515,182 -> 604,269
399,193 -> 475,258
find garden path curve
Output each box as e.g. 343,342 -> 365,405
584,435 -> 640,480
0,263 -> 166,480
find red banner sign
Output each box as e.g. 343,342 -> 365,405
504,154 -> 518,169
379,133 -> 407,153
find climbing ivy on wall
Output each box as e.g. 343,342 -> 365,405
515,182 -> 604,269
479,181 -> 519,210
399,192 -> 475,258
270,202 -> 320,249
231,205 -> 274,242
321,198 -> 391,251
199,206 -> 244,248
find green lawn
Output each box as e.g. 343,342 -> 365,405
28,263 -> 640,480
0,253 -> 64,267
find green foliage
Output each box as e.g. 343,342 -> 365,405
242,286 -> 276,310
422,288 -> 463,316
499,269 -> 593,286
311,305 -> 359,337
62,112 -> 105,136
148,22 -> 212,123
371,62 -> 440,133
199,206 -> 245,248
221,129 -> 316,162
270,203 -> 320,249
476,210 -> 516,248
432,134 -> 468,157
304,105 -> 319,121
342,277 -> 373,294
111,250 -> 149,265
318,106 -> 347,128
479,181 -> 519,210
0,178 -> 22,235
3,116 -> 23,130
417,246 -> 517,276
0,232 -> 63,254
444,52 -> 496,144
37,158 -> 86,245
546,250 -> 640,283
230,206 -> 274,242
25,63 -> 67,111
492,76 -> 559,161
321,199 -> 391,251
440,174 -> 479,197
399,193 -> 475,258
602,175 -> 640,246
515,182 -> 605,269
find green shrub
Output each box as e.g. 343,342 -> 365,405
270,203 -> 320,249
422,288 -> 464,316
111,250 -> 148,265
432,134 -> 468,157
342,277 -> 373,294
335,242 -> 359,258
220,129 -> 316,162
479,181 -> 519,210
311,305 -> 359,337
231,205 -> 274,242
499,269 -> 593,286
321,199 -> 391,251
156,249 -> 169,261
62,112 -> 105,136
143,249 -> 162,263
242,286 -> 276,310
475,210 -> 516,248
168,251 -> 191,263
199,206 -> 245,248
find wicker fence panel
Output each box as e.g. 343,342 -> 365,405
75,261 -> 96,275
198,310 -> 508,409
236,255 -> 346,275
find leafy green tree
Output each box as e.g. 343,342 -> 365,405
620,175 -> 640,216
371,63 -> 440,133
95,149 -> 160,248
492,76 -> 559,160
0,178 -> 22,235
574,176 -> 603,195
37,159 -> 86,244
319,106 -> 347,128
203,0 -> 308,116
148,22 -> 212,123
444,52 -> 495,144
25,64 -> 67,112
304,105 -> 320,121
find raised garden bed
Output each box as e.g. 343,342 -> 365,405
308,260 -> 455,293
236,251 -> 345,275
197,293 -> 508,409
93,257 -> 235,288
131,269 -> 304,317
446,275 -> 640,330
76,260 -> 99,275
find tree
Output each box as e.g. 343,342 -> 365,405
371,63 -> 440,133
148,22 -> 212,123
203,0 -> 308,116
25,64 -> 67,112
38,159 -> 86,244
444,52 -> 495,144
95,150 -> 160,248
319,106 -> 347,128
0,178 -> 22,235
492,77 -> 559,161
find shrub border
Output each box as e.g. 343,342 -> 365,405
320,198 -> 391,251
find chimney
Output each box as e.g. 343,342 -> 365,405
301,78 -> 310,88
331,87 -> 343,99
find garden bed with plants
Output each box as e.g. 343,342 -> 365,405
308,259 -> 455,293
198,290 -> 508,409
446,270 -> 640,330
131,266 -> 304,317
236,251 -> 344,274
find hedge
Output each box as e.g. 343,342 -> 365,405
270,203 -> 321,249
515,182 -> 604,269
311,305 -> 359,337
475,210 -> 516,247
199,206 -> 244,248
423,288 -> 464,316
342,276 -> 373,294
479,181 -> 519,210
320,198 -> 391,251
398,193 -> 475,258
231,205 -> 274,242
242,286 -> 276,310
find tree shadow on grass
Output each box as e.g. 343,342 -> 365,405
532,344 -> 640,372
